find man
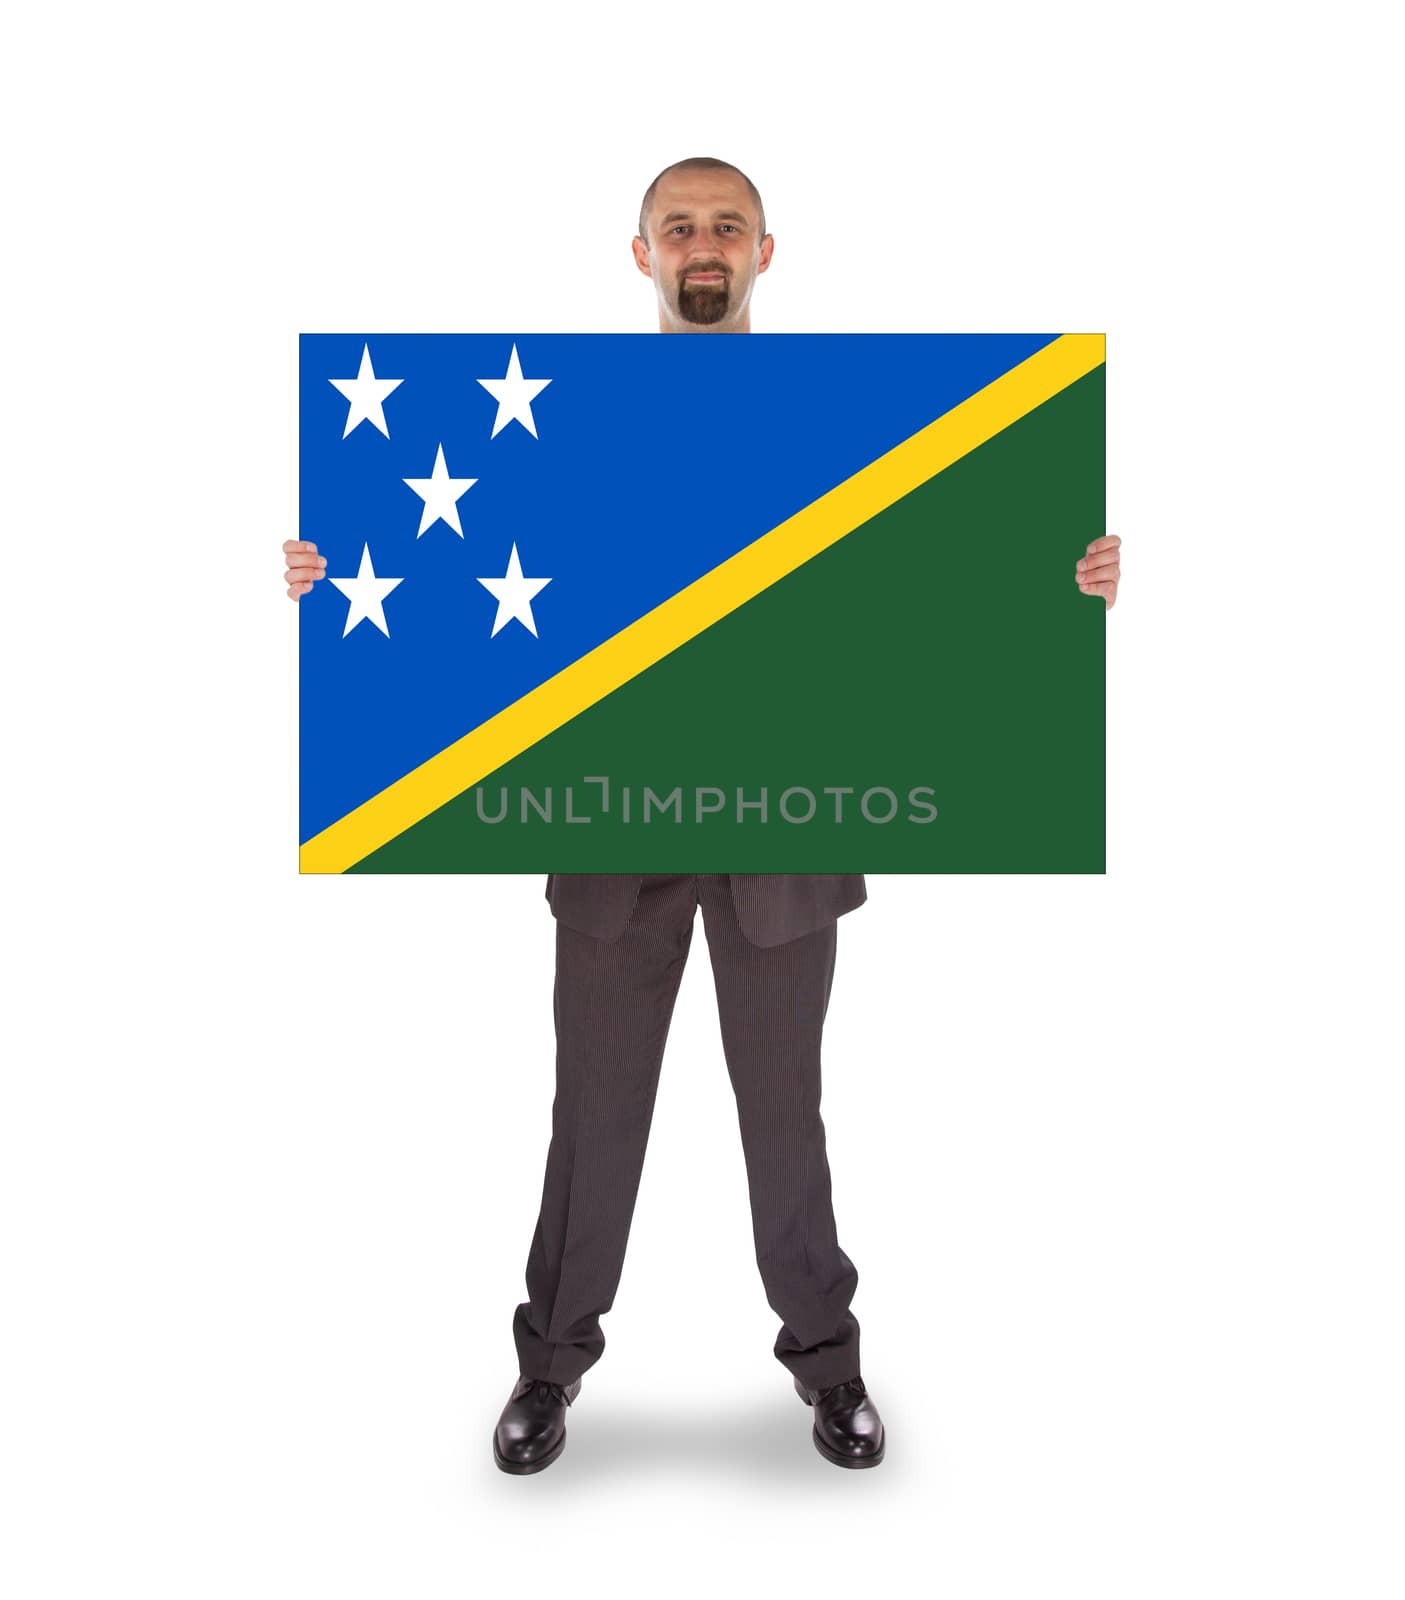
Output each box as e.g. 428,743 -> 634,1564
283,156 -> 1123,1476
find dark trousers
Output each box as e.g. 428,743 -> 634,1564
512,874 -> 862,1390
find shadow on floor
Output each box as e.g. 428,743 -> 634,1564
481,1391 -> 894,1490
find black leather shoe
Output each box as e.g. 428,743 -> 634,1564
493,1374 -> 582,1474
794,1374 -> 885,1467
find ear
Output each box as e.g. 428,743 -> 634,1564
631,236 -> 653,277
757,233 -> 775,274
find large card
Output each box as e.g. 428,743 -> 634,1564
299,333 -> 1105,873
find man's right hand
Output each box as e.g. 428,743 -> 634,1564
284,540 -> 327,600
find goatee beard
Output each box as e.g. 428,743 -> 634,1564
678,277 -> 730,325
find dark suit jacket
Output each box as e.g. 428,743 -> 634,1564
544,874 -> 867,948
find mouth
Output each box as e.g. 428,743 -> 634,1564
686,272 -> 724,283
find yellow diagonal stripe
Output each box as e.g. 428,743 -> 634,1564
302,333 -> 1105,873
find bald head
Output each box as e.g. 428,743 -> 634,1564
638,156 -> 766,248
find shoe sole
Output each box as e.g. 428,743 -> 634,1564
493,1427 -> 567,1475
811,1423 -> 885,1467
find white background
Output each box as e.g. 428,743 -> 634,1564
3,1 -> 1401,1595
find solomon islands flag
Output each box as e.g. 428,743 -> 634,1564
298,333 -> 1105,873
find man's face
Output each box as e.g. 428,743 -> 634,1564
633,171 -> 772,330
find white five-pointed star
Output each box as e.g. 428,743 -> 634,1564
476,343 -> 552,439
402,443 -> 478,537
329,543 -> 404,638
476,544 -> 551,637
328,343 -> 403,439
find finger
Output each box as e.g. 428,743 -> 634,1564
287,553 -> 327,573
1084,534 -> 1120,555
287,580 -> 314,599
1077,550 -> 1120,574
283,540 -> 320,556
1078,579 -> 1117,603
285,566 -> 326,585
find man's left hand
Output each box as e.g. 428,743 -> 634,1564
1076,535 -> 1121,610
